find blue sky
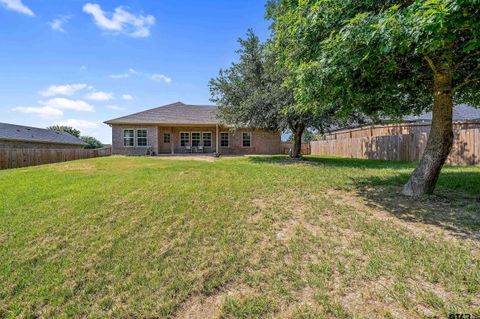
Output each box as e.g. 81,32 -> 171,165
0,0 -> 270,143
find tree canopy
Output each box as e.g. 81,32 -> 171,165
46,125 -> 103,149
268,0 -> 479,115
80,136 -> 103,149
46,125 -> 81,138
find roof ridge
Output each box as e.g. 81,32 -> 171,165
104,102 -> 219,125
103,102 -> 187,124
0,122 -> 73,137
182,103 -> 217,107
0,122 -> 66,132
0,122 -> 86,145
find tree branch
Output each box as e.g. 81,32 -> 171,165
455,51 -> 480,71
423,54 -> 438,75
453,63 -> 480,92
453,77 -> 480,92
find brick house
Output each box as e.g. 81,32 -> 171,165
104,102 -> 282,155
0,122 -> 86,149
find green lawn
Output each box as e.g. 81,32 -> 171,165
0,156 -> 479,318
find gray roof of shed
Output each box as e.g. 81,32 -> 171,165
0,122 -> 86,146
104,102 -> 219,125
403,104 -> 480,122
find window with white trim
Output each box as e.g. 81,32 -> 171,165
192,132 -> 201,147
123,129 -> 134,147
136,129 -> 148,147
180,132 -> 190,147
220,132 -> 229,147
242,132 -> 252,147
164,133 -> 171,143
202,132 -> 212,147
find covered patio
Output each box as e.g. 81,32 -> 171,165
157,124 -> 221,155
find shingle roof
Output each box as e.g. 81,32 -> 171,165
0,123 -> 86,146
104,102 -> 219,125
325,104 -> 480,133
403,104 -> 480,122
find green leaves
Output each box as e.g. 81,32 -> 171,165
268,0 -> 480,117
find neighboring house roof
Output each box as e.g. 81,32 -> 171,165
104,102 -> 218,125
324,104 -> 480,134
0,122 -> 86,146
403,104 -> 480,122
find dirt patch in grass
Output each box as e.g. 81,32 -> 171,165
173,283 -> 253,319
51,162 -> 97,172
173,293 -> 224,319
155,155 -> 216,162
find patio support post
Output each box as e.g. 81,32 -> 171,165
216,124 -> 219,154
171,127 -> 174,154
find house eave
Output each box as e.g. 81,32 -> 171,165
0,137 -> 86,146
104,122 -> 221,127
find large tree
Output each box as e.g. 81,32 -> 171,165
210,30 -> 333,158
268,0 -> 480,196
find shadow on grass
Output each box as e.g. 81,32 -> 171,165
248,155 -> 415,169
249,155 -> 480,240
354,171 -> 480,240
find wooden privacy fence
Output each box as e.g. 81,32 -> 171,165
310,122 -> 480,165
281,142 -> 311,155
0,147 -> 112,170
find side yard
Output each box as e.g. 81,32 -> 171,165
0,156 -> 479,318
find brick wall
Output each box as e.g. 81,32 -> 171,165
111,125 -> 281,155
219,128 -> 281,155
111,125 -> 159,155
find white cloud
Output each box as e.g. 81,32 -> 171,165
81,65 -> 87,71
49,16 -> 70,32
41,98 -> 94,112
0,0 -> 34,16
109,68 -> 171,84
12,98 -> 94,119
12,106 -> 63,119
109,68 -> 140,79
55,119 -> 99,129
122,94 -> 133,100
85,91 -> 113,101
82,3 -> 155,38
106,105 -> 124,110
151,74 -> 172,84
40,83 -> 87,97
109,73 -> 129,79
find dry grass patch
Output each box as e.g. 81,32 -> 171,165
51,161 -> 97,172
155,155 -> 216,162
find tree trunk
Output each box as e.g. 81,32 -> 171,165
402,71 -> 454,197
291,124 -> 305,158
